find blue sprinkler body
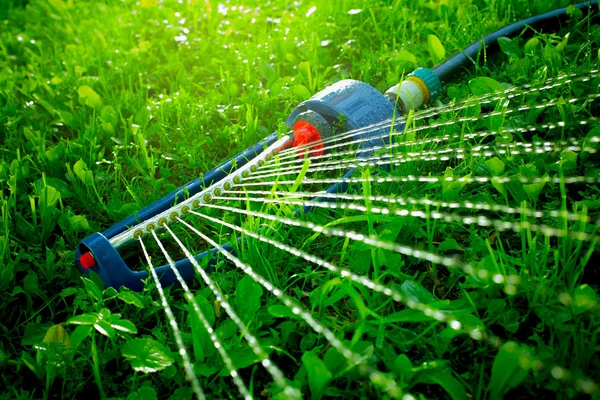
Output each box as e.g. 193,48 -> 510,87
76,69 -> 440,291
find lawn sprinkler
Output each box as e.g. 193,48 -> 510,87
75,67 -> 443,291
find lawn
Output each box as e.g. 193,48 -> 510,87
0,0 -> 599,399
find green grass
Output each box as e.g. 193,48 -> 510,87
1,0 -> 599,399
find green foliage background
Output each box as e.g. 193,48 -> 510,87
0,0 -> 599,399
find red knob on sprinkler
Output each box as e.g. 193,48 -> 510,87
79,252 -> 96,270
292,111 -> 332,158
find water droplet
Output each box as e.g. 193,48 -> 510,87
174,34 -> 187,42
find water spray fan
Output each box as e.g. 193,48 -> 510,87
75,1 -> 598,292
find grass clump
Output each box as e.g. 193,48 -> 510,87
0,0 -> 599,399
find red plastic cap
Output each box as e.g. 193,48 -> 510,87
79,252 -> 96,270
292,120 -> 324,158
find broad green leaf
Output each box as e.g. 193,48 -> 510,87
168,387 -> 194,400
94,319 -> 115,339
235,274 -> 263,323
490,342 -> 531,399
300,332 -> 318,352
438,238 -> 463,252
536,305 -> 572,326
73,159 -> 94,186
228,347 -> 262,370
395,49 -> 417,65
400,280 -> 436,304
323,347 -> 347,378
523,174 -> 548,202
417,369 -> 467,400
135,107 -> 150,125
566,4 -> 584,19
78,85 -> 102,109
463,97 -> 481,117
486,101 -> 507,131
487,299 -> 507,315
505,176 -> 528,203
498,37 -> 522,59
23,127 -> 38,141
60,287 -> 78,297
82,276 -> 102,302
98,308 -> 111,320
442,168 -> 471,201
524,38 -> 541,55
188,294 -> 216,362
427,34 -> 445,63
58,110 -> 78,129
127,386 -> 158,400
469,77 -> 504,97
379,308 -> 434,324
498,309 -> 520,334
485,157 -> 505,176
100,105 -> 118,126
67,313 -> 98,326
23,271 -> 40,296
48,0 -> 68,10
393,354 -> 415,383
258,61 -> 276,83
532,65 -> 548,82
559,150 -> 577,169
103,287 -> 118,298
453,313 -> 485,333
68,215 -> 89,232
584,126 -> 600,149
269,305 -> 301,319
45,142 -> 65,163
22,323 -> 54,346
543,44 -> 561,70
572,284 -> 599,315
298,61 -> 312,82
294,84 -> 311,100
70,325 -> 93,348
302,351 -> 332,400
395,49 -> 417,73
348,241 -> 371,274
38,185 -> 60,210
100,121 -> 114,134
122,338 -> 174,373
108,318 -> 138,334
32,94 -> 55,115
42,324 -> 71,347
89,270 -> 105,291
556,33 -> 570,52
278,321 -> 297,347
117,289 -> 145,308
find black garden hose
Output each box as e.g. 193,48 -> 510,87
432,0 -> 599,84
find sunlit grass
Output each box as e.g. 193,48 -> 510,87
0,0 -> 599,399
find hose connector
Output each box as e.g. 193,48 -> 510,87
385,67 -> 442,112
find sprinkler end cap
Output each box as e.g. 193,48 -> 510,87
292,120 -> 324,158
79,252 -> 96,270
